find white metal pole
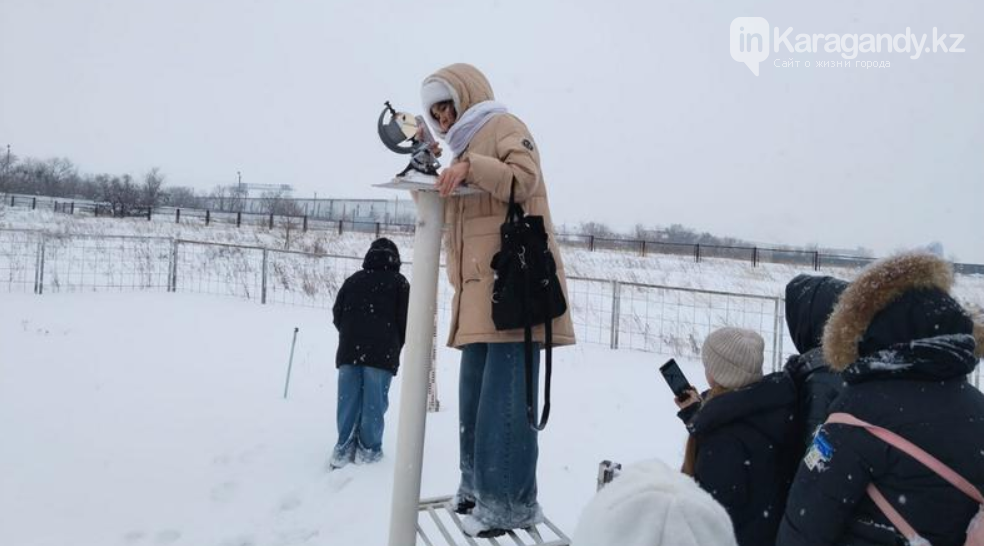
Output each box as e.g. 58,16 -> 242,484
388,190 -> 444,546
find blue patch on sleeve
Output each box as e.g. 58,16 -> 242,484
814,430 -> 834,459
804,428 -> 835,472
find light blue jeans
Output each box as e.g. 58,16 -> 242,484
331,365 -> 393,467
457,342 -> 542,529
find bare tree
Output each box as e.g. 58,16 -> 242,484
260,188 -> 302,216
164,186 -> 200,208
100,174 -> 140,216
206,185 -> 244,212
141,168 -> 165,208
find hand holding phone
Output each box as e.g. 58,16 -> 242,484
659,359 -> 696,401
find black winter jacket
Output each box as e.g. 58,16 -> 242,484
680,372 -> 799,546
777,289 -> 984,546
332,238 -> 410,374
784,275 -> 850,457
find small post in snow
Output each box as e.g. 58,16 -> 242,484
283,327 -> 300,399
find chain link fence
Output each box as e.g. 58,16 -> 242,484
2,229 -> 979,388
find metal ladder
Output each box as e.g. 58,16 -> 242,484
416,497 -> 571,546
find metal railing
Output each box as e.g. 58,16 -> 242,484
1,229 -> 980,387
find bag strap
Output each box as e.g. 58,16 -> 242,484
521,266 -> 551,431
826,412 -> 984,503
826,412 -> 984,544
504,180 -> 525,225
865,484 -> 922,543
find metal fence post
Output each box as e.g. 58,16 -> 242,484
33,239 -> 42,294
37,238 -> 46,295
814,251 -> 821,271
610,281 -> 621,349
70,202 -> 75,215
640,240 -> 646,257
375,222 -> 381,238
261,249 -> 269,304
589,235 -> 595,252
752,247 -> 759,267
206,210 -> 211,226
32,197 -> 36,210
772,297 -> 783,372
147,207 -> 152,221
269,213 -> 274,230
303,215 -> 308,232
168,240 -> 179,292
176,208 -> 181,224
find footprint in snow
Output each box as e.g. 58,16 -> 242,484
154,530 -> 181,545
123,531 -> 146,544
210,481 -> 239,503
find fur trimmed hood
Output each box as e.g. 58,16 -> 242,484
823,252 -> 984,370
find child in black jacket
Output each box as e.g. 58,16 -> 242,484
677,327 -> 798,546
329,238 -> 409,469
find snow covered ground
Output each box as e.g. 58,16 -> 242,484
0,292 -> 702,546
1,207 -> 981,545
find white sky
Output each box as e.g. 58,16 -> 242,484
1,0 -> 981,261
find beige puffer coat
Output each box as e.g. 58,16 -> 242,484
421,63 -> 575,348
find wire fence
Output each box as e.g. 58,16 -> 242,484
8,191 -> 983,274
566,277 -> 786,370
1,229 -> 980,387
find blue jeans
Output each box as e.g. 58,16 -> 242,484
331,365 -> 393,467
458,342 -> 542,529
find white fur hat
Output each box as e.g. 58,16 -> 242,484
420,76 -> 457,137
573,459 -> 737,546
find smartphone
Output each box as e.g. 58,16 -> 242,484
659,359 -> 694,399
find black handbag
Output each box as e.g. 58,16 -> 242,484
490,182 -> 568,431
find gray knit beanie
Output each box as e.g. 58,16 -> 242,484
701,327 -> 765,389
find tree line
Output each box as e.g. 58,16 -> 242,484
0,153 -> 300,216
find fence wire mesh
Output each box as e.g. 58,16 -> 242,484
41,235 -> 172,293
265,251 -> 358,308
616,282 -> 784,369
174,240 -> 264,301
1,229 -> 980,387
0,229 -> 42,293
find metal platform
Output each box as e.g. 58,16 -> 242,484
416,497 -> 571,546
374,174 -> 484,196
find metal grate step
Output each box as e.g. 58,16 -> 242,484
416,496 -> 571,546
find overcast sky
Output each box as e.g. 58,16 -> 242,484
1,0 -> 981,261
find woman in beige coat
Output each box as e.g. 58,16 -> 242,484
420,63 -> 574,537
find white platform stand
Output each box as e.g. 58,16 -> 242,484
378,176 -> 570,546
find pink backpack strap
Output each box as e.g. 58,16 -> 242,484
826,412 -> 984,504
865,483 -> 922,543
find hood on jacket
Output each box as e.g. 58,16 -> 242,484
785,275 -> 849,355
420,63 -> 495,136
823,252 -> 984,371
362,238 -> 401,271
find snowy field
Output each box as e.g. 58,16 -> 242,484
0,292 -> 701,546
